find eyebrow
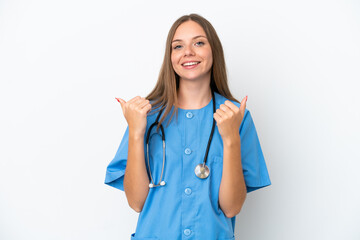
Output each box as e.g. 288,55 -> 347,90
171,35 -> 207,43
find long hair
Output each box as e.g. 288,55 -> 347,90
146,13 -> 239,127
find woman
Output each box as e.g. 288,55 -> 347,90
105,13 -> 271,240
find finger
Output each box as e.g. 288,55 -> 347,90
128,97 -> 144,110
213,112 -> 221,123
141,103 -> 152,114
239,96 -> 247,114
216,108 -> 226,118
133,97 -> 148,110
224,100 -> 239,112
138,99 -> 151,109
128,96 -> 142,104
219,104 -> 235,119
115,97 -> 126,113
219,104 -> 233,117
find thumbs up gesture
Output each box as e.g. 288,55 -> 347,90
213,96 -> 247,142
115,96 -> 152,137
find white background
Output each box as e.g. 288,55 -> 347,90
1,0 -> 359,239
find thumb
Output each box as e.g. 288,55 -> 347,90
115,97 -> 126,113
240,95 -> 247,113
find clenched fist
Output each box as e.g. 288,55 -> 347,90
213,96 -> 247,142
115,96 -> 152,137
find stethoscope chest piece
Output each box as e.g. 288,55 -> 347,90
194,163 -> 210,179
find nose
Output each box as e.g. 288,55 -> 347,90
184,45 -> 195,56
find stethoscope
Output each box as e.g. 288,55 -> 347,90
146,91 -> 216,188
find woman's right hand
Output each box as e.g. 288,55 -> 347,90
115,96 -> 152,137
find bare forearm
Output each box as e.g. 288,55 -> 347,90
218,135 -> 247,218
123,130 -> 149,212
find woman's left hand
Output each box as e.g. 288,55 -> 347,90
213,96 -> 247,142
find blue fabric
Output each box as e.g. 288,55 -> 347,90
105,92 -> 271,240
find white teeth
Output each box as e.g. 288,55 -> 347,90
183,62 -> 199,66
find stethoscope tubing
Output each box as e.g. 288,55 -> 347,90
146,108 -> 166,188
145,91 -> 216,187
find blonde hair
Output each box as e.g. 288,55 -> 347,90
146,13 -> 239,126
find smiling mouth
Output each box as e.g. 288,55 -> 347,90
182,61 -> 201,67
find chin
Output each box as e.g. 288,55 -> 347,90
180,75 -> 202,81
180,72 -> 210,82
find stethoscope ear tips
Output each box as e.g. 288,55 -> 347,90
149,183 -> 154,188
160,181 -> 166,186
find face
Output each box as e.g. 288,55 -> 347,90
171,20 -> 213,83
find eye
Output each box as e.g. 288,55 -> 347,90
173,45 -> 182,50
195,41 -> 205,46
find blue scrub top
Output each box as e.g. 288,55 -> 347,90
105,92 -> 271,240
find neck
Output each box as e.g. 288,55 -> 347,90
177,77 -> 212,109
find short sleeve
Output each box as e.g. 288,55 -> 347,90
104,126 -> 129,191
240,109 -> 271,193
